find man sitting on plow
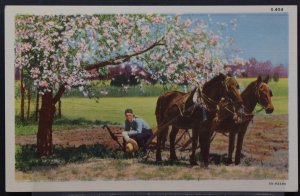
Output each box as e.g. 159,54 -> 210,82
122,108 -> 153,153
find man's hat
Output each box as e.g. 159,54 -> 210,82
125,138 -> 139,152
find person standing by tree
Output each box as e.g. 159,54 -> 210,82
122,109 -> 152,153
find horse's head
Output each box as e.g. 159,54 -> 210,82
202,73 -> 243,109
256,75 -> 274,114
222,75 -> 243,106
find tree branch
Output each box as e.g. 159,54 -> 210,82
85,38 -> 165,71
53,85 -> 66,104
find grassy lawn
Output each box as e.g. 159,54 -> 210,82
60,97 -> 157,124
15,78 -> 288,136
15,97 -> 158,135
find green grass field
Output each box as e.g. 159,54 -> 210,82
57,97 -> 157,125
15,78 -> 288,135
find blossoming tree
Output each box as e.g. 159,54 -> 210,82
15,14 -> 238,156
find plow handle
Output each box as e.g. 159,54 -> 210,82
102,125 -> 124,149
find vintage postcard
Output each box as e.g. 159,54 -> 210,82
5,6 -> 298,192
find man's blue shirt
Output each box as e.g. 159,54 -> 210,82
124,116 -> 150,134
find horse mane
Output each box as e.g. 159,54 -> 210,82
241,81 -> 254,97
202,73 -> 226,92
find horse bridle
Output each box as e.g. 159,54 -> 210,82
200,76 -> 240,112
219,77 -> 245,122
222,77 -> 242,105
255,82 -> 272,111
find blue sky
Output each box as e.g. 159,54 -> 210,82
183,13 -> 289,66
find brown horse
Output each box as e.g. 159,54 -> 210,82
211,75 -> 274,165
155,73 -> 243,166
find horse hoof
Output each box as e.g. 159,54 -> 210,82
155,160 -> 163,165
227,159 -> 233,165
189,160 -> 198,166
189,155 -> 198,166
200,162 -> 209,168
169,156 -> 178,162
156,156 -> 163,163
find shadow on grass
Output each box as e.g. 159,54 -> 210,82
139,152 -> 231,168
209,153 -> 229,165
16,114 -> 119,127
138,149 -> 194,167
53,116 -> 119,126
147,152 -> 231,167
16,144 -> 141,172
139,158 -> 191,167
15,114 -> 120,135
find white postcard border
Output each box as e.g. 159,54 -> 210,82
5,5 -> 298,192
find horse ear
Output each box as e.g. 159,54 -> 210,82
226,72 -> 233,77
263,75 -> 270,84
257,75 -> 262,85
219,73 -> 226,80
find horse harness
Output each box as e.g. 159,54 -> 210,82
177,76 -> 241,121
223,82 -> 272,124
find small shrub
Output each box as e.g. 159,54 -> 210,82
244,158 -> 252,167
273,73 -> 280,82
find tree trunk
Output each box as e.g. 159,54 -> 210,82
35,91 -> 40,122
20,69 -> 25,121
37,92 -> 55,157
58,99 -> 62,118
36,85 -> 65,157
27,87 -> 31,119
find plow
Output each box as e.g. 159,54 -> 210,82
102,124 -> 194,153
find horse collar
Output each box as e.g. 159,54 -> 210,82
224,77 -> 231,92
222,77 -> 234,103
192,87 -> 201,105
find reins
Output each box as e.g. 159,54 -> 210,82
255,82 -> 273,113
197,77 -> 244,144
254,106 -> 265,113
225,82 -> 268,118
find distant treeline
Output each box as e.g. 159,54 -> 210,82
225,57 -> 288,78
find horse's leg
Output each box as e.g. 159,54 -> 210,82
189,128 -> 199,165
169,126 -> 179,161
161,126 -> 169,149
156,120 -> 171,162
199,122 -> 212,168
155,126 -> 163,163
228,131 -> 236,164
235,126 -> 247,165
